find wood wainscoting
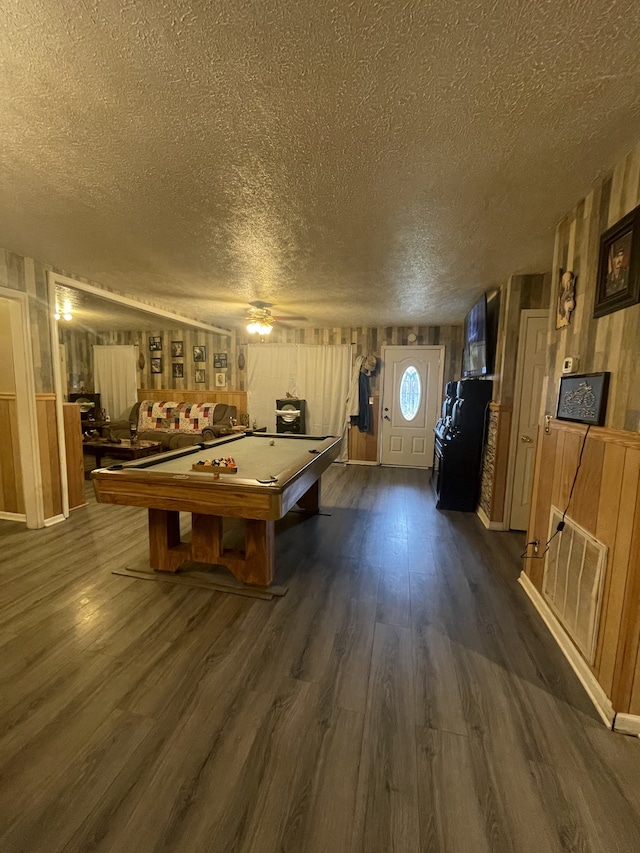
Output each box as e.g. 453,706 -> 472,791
37,394 -> 63,521
524,418 -> 640,724
63,402 -> 86,510
0,393 -> 65,521
348,396 -> 379,463
0,393 -> 24,515
137,388 -> 248,416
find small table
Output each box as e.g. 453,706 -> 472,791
83,438 -> 163,470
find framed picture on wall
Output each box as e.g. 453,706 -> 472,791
594,203 -> 640,318
215,372 -> 226,388
556,269 -> 576,329
214,352 -> 228,368
171,341 -> 184,357
193,345 -> 207,362
556,372 -> 610,426
149,335 -> 162,351
172,362 -> 184,379
195,369 -> 206,384
151,357 -> 163,374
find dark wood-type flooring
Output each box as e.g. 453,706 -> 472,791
1,464 -> 639,852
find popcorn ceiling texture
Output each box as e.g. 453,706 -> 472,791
1,0 -> 640,329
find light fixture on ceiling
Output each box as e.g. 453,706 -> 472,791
54,297 -> 73,322
246,301 -> 274,335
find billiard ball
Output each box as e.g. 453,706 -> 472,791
269,439 -> 275,445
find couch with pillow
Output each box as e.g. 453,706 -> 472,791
106,400 -> 237,449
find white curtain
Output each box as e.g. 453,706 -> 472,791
93,345 -> 138,420
246,343 -> 351,460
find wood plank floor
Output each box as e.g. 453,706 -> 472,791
1,464 -> 639,852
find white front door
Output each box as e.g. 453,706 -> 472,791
380,346 -> 444,468
510,312 -> 548,530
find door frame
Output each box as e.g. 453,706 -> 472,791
504,309 -> 548,530
0,286 -> 45,528
379,345 -> 445,467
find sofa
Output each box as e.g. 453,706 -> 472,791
106,399 -> 238,450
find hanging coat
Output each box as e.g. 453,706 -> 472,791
357,371 -> 371,432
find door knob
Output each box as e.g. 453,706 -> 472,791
520,435 -> 532,442
384,415 -> 391,421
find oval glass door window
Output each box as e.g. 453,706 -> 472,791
399,366 -> 421,421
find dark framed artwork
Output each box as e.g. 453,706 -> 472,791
195,368 -> 206,384
149,335 -> 163,351
556,372 -> 610,426
171,340 -> 184,357
172,362 -> 184,379
151,357 -> 163,374
214,352 -> 228,368
193,345 -> 207,362
594,203 -> 640,318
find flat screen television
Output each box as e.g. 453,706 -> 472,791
462,291 -> 500,377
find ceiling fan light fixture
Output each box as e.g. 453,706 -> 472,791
246,305 -> 274,335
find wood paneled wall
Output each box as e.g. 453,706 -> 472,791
546,140 -> 640,431
526,419 -> 640,715
37,395 -> 63,520
0,250 -> 54,394
0,394 -> 24,515
237,325 -> 464,399
63,403 -> 86,510
137,388 -> 248,415
348,397 -> 380,462
60,327 -> 235,405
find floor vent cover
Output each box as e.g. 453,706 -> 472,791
542,507 -> 608,665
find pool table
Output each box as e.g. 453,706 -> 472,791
92,432 -> 342,586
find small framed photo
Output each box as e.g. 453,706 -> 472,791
151,357 -> 163,374
215,372 -> 226,388
149,335 -> 162,351
171,340 -> 184,357
556,372 -> 610,427
193,345 -> 207,362
214,352 -> 228,368
594,203 -> 640,318
172,362 -> 184,379
195,368 -> 206,384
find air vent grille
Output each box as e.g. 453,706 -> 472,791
542,507 -> 607,665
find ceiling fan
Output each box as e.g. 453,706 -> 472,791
245,301 -> 308,334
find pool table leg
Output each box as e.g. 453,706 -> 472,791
148,509 -> 190,572
148,508 -> 274,586
297,478 -> 320,513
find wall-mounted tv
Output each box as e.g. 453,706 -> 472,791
462,291 -> 500,377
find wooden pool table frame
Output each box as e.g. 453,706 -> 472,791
92,433 -> 341,586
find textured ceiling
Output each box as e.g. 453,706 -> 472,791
2,0 -> 640,330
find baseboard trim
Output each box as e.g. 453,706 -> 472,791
613,713 -> 640,737
44,513 -> 67,527
477,506 -> 508,530
518,572 -> 615,729
0,511 -> 26,523
346,460 -> 379,466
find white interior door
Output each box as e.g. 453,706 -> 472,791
510,311 -> 548,530
380,346 -> 443,468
